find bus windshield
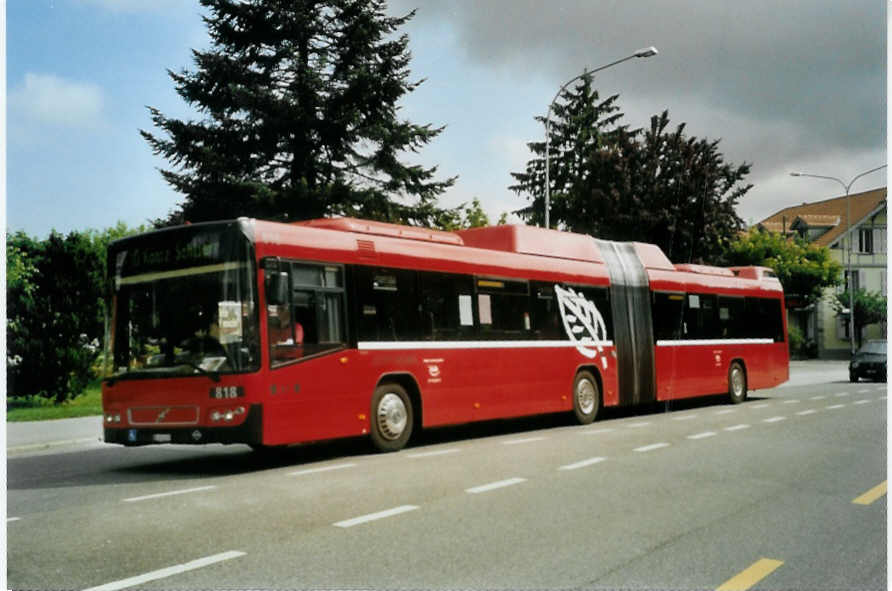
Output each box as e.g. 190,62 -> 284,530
107,224 -> 260,379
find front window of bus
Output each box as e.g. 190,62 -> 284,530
108,225 -> 260,379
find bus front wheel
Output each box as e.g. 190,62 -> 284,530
728,361 -> 747,404
572,370 -> 600,425
370,383 -> 414,452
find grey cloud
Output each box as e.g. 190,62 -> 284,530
392,0 -> 885,158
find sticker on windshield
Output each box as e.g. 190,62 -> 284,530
218,301 -> 243,344
555,285 -> 609,368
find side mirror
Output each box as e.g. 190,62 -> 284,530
266,272 -> 289,306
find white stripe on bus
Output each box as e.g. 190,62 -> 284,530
357,338 -> 774,351
656,338 -> 775,347
357,340 -> 613,351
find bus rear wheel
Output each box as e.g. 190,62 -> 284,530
728,361 -> 747,404
370,383 -> 414,452
572,370 -> 600,425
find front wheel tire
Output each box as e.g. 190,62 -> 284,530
370,383 -> 413,452
728,361 -> 747,404
572,370 -> 600,425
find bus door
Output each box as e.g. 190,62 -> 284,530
651,291 -> 685,399
597,240 -> 656,406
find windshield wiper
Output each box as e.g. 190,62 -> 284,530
179,362 -> 221,382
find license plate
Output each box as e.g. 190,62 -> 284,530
153,433 -> 172,443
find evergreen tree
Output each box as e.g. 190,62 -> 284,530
510,75 -> 750,263
142,0 -> 456,226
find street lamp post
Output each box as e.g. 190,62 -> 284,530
544,46 -> 658,229
789,165 -> 887,355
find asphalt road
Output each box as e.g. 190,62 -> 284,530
7,372 -> 886,590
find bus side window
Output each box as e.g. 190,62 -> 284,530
266,269 -> 300,365
419,272 -> 475,340
652,292 -> 684,341
267,263 -> 345,367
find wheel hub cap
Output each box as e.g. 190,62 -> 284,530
576,379 -> 595,415
377,393 -> 407,441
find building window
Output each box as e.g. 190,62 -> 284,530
858,228 -> 874,253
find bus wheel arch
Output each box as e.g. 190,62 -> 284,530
728,359 -> 748,404
572,367 -> 601,424
370,374 -> 421,452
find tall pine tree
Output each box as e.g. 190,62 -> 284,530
510,74 -> 750,263
143,0 -> 456,226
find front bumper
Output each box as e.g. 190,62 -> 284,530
104,404 -> 263,446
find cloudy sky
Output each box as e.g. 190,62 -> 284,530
7,0 -> 887,238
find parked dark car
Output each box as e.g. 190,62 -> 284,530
849,340 -> 887,382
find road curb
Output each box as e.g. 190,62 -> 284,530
7,437 -> 103,455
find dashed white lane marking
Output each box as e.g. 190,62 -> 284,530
407,449 -> 462,458
7,517 -> 21,522
466,478 -> 527,494
854,399 -> 871,405
288,463 -> 356,477
750,403 -> 770,409
687,431 -> 717,440
122,486 -> 217,503
715,409 -> 737,415
724,424 -> 750,432
672,415 -> 698,421
858,389 -> 872,394
634,443 -> 670,453
881,396 -> 888,400
334,505 -> 419,528
809,395 -> 827,400
559,457 -> 607,471
782,399 -> 800,404
796,409 -> 817,416
763,416 -> 787,423
835,392 -> 851,397
626,422 -> 651,428
826,404 -> 846,410
81,551 -> 246,591
502,436 -> 547,445
581,427 -> 616,435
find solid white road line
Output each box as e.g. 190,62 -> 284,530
334,505 -> 419,528
465,478 -> 527,494
288,463 -> 356,477
724,424 -> 750,432
687,431 -> 717,440
634,443 -> 670,453
122,486 -> 216,503
82,551 -> 246,591
763,416 -> 786,423
796,409 -> 817,416
502,437 -> 547,445
559,457 -> 607,471
407,449 -> 461,458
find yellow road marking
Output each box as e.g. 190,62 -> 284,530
716,558 -> 783,591
853,481 -> 887,505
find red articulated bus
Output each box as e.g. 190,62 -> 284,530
102,217 -> 789,452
